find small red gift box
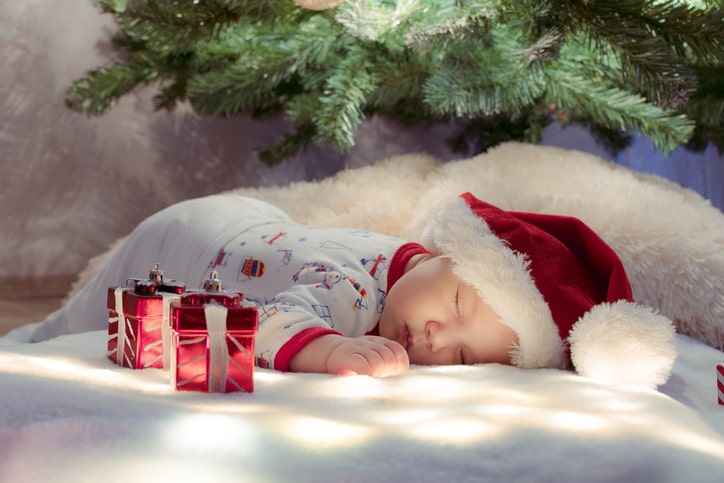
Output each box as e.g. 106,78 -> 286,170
170,271 -> 258,393
718,362 -> 724,405
107,264 -> 185,369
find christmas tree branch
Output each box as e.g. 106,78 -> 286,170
311,47 -> 380,150
66,57 -> 157,114
189,15 -> 342,116
546,57 -> 694,153
562,0 -> 723,108
423,25 -> 546,117
65,0 -> 722,161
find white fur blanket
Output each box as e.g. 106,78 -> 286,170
4,143 -> 724,482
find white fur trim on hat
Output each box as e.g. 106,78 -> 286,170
568,300 -> 677,388
421,197 -> 567,370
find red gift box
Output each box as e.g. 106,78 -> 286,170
170,271 -> 258,393
718,362 -> 724,405
107,264 -> 185,369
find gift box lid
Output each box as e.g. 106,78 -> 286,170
171,300 -> 258,332
107,264 -> 185,314
171,271 -> 258,332
179,270 -> 243,306
179,291 -> 243,306
127,263 -> 186,296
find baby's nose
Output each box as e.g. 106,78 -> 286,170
425,320 -> 453,352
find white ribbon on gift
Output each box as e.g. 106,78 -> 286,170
205,302 -> 230,392
114,287 -> 127,366
160,293 -> 178,369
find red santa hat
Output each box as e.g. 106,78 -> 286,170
421,192 -> 677,388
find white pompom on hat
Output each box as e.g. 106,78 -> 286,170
421,192 -> 677,388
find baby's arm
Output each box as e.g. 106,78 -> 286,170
289,334 -> 410,377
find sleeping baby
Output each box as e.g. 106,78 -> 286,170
30,192 -> 676,388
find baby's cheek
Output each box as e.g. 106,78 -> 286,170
408,346 -> 453,367
377,308 -> 395,340
407,348 -> 428,366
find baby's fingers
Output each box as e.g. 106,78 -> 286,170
355,339 -> 409,377
329,353 -> 365,376
329,338 -> 409,377
377,339 -> 410,376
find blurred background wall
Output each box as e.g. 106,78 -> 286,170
1,0 -> 722,280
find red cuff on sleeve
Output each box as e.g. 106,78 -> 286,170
274,326 -> 343,372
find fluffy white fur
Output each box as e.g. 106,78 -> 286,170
72,143 -> 724,367
569,301 -> 677,388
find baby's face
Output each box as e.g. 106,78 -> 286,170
378,256 -> 518,366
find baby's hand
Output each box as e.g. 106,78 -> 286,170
327,336 -> 409,377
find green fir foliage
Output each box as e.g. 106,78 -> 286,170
67,0 -> 724,162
